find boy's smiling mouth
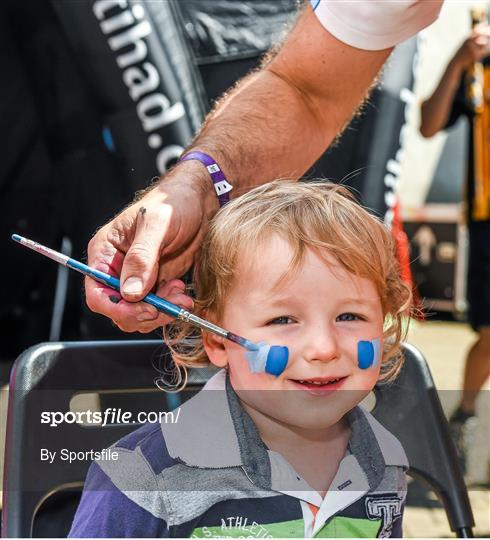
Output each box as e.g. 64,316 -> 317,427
289,376 -> 348,394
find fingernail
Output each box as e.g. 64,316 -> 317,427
123,277 -> 143,295
136,310 -> 158,322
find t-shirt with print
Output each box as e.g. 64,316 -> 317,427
69,370 -> 408,538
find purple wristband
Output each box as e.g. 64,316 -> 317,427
179,151 -> 233,207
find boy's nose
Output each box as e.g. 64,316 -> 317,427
301,326 -> 339,364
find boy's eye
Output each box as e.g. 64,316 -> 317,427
337,312 -> 363,322
267,316 -> 294,325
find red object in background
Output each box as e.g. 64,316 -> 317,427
392,200 -> 424,318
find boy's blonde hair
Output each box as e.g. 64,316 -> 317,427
165,180 -> 412,382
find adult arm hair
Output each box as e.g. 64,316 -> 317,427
184,4 -> 392,197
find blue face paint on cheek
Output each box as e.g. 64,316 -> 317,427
245,342 -> 289,376
357,338 -> 381,369
265,345 -> 289,376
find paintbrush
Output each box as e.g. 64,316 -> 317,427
12,234 -> 289,376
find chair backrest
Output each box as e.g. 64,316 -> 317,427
2,341 -> 474,538
372,343 -> 474,537
1,340 -> 213,537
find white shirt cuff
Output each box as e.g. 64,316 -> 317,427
310,0 -> 444,50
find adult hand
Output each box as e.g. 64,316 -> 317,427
454,25 -> 490,70
85,160 -> 219,333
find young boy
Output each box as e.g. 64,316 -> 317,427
70,181 -> 411,538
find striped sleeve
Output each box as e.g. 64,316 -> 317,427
69,462 -> 170,538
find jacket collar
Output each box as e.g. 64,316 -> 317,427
161,370 -> 408,492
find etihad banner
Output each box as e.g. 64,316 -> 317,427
50,0 -> 298,185
51,0 -> 199,184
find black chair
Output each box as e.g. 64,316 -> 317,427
1,340 -> 214,538
2,341 -> 474,537
372,343 -> 474,538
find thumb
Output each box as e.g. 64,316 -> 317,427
120,207 -> 166,300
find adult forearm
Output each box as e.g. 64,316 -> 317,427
177,5 -> 391,202
188,69 -> 331,197
420,57 -> 464,137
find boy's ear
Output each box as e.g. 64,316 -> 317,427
202,331 -> 228,368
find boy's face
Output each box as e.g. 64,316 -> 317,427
204,234 -> 385,432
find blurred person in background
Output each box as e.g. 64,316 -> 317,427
420,14 -> 490,472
